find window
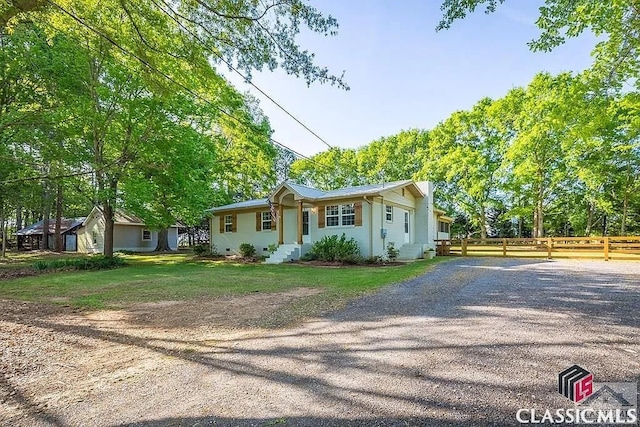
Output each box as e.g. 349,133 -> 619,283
224,215 -> 233,233
438,221 -> 450,233
385,205 -> 393,222
92,230 -> 97,244
404,212 -> 409,233
302,211 -> 309,235
326,205 -> 339,227
261,211 -> 272,230
326,204 -> 355,227
341,204 -> 355,226
142,229 -> 152,241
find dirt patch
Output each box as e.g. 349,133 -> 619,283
128,287 -> 324,328
0,267 -> 38,280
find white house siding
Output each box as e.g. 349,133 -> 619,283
311,199 -> 372,258
77,212 -> 104,254
77,215 -> 178,253
213,210 -> 279,256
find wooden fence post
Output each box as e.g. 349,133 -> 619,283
604,236 -> 609,261
502,238 -> 507,258
547,237 -> 552,259
462,239 -> 467,257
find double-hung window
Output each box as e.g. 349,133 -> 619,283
326,204 -> 355,227
262,211 -> 272,230
341,204 -> 355,226
224,215 -> 233,233
385,205 -> 393,222
326,205 -> 340,227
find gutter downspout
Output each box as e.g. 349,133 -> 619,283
364,196 -> 373,257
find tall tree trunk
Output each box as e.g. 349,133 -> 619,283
533,175 -> 545,238
585,202 -> 593,236
16,205 -> 22,233
54,182 -> 63,252
1,203 -> 6,259
103,202 -> 115,257
154,228 -> 172,252
42,183 -> 51,250
620,193 -> 628,236
479,205 -> 487,239
602,214 -> 607,236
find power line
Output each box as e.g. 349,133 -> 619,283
150,0 -> 334,150
41,1 -> 336,174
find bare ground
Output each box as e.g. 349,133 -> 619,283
1,258 -> 639,426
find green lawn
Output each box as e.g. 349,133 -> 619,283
0,253 -> 446,310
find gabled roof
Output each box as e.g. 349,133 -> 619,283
209,199 -> 269,213
82,207 -> 180,227
17,217 -> 86,236
209,180 -> 426,213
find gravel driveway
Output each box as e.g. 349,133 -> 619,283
2,258 -> 639,426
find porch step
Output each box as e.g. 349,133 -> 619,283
398,243 -> 424,260
264,244 -> 312,264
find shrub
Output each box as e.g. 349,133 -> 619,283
306,234 -> 360,262
192,244 -> 210,256
363,255 -> 383,264
386,242 -> 399,261
33,256 -> 125,271
239,243 -> 256,258
267,243 -> 279,254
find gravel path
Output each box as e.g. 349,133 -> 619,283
2,258 -> 639,426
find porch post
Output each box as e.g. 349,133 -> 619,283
297,201 -> 303,245
278,204 -> 284,244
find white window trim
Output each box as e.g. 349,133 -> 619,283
326,204 -> 356,228
224,215 -> 233,233
385,205 -> 393,222
261,211 -> 272,231
141,228 -> 152,241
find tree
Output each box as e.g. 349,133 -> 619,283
417,98 -> 507,238
2,0 -> 348,89
437,0 -> 640,86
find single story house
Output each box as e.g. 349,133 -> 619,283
16,217 -> 85,251
209,180 -> 452,263
77,207 -> 179,253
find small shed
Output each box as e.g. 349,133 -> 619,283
16,217 -> 86,251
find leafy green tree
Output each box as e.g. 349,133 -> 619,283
437,0 -> 640,86
417,98 -> 507,238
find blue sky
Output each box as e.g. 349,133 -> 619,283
225,1 -> 597,157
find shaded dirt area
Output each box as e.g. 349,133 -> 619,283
1,258 -> 639,426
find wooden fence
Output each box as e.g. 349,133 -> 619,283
436,236 -> 640,261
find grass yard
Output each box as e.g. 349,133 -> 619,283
0,253 -> 446,311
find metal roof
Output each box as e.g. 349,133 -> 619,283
16,217 -> 86,236
209,199 -> 269,213
209,180 -> 424,213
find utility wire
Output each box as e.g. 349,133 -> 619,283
38,1 -> 336,175
150,0 -> 333,150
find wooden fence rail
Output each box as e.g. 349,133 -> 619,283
435,236 -> 640,261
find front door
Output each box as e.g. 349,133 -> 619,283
404,211 -> 410,243
302,209 -> 311,244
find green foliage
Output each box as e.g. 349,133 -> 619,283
437,0 -> 640,88
267,244 -> 279,254
239,243 -> 257,258
305,234 -> 361,262
33,256 -> 125,271
192,244 -> 210,256
386,243 -> 399,261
